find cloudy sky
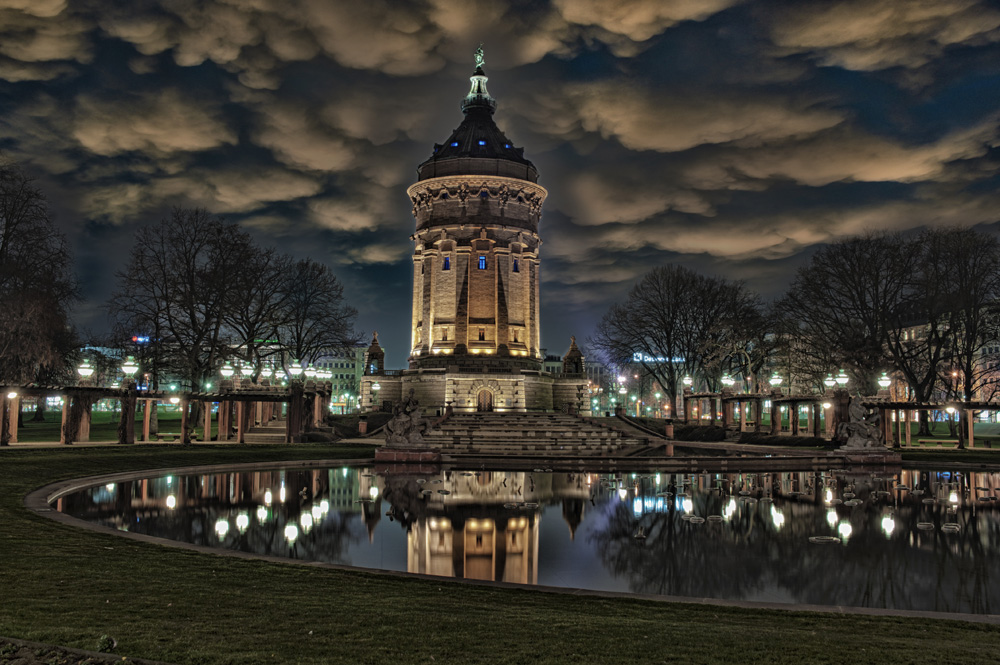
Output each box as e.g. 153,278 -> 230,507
1,0 -> 999,367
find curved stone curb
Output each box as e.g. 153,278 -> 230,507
21,459 -> 1000,628
0,635 -> 178,665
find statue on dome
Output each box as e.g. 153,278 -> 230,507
475,44 -> 485,68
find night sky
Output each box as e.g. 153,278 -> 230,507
2,0 -> 999,367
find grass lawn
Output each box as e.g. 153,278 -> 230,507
16,409 -> 212,443
2,445 -> 1000,664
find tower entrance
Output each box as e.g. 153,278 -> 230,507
477,390 -> 494,412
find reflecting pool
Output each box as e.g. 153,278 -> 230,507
54,467 -> 1000,615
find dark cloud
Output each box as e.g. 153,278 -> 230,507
0,0 -> 997,365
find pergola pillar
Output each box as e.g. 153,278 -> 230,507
904,409 -> 912,447
812,404 -> 822,437
180,399 -> 190,445
754,397 -> 762,433
0,393 -> 13,446
4,394 -> 19,443
203,401 -> 212,442
142,399 -> 154,442
119,384 -> 136,445
790,402 -> 800,436
739,399 -> 747,431
769,400 -> 780,435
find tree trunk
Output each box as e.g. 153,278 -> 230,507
918,410 -> 932,436
31,396 -> 45,421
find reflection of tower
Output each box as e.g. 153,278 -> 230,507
407,513 -> 539,584
407,48 -> 545,369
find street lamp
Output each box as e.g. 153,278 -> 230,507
823,374 -> 836,389
220,363 -> 235,379
878,372 -> 891,390
721,375 -> 735,388
77,359 -> 95,385
769,371 -> 782,388
682,375 -> 693,388
288,360 -> 304,381
835,369 -> 849,387
122,356 -> 139,380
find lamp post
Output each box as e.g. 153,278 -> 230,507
77,359 -> 95,386
769,371 -> 783,391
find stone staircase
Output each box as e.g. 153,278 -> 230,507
243,419 -> 286,444
423,412 -> 649,458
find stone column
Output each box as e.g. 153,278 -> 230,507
236,401 -> 246,444
60,395 -> 72,445
790,402 -> 800,436
0,393 -> 11,446
78,397 -> 92,442
119,384 -> 137,445
904,409 -> 912,447
769,400 -> 780,435
180,399 -> 190,445
4,394 -> 19,444
754,397 -> 763,433
203,401 -> 212,442
812,404 -> 822,438
142,399 -> 154,442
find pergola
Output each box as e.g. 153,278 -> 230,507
681,390 -> 842,438
0,381 -> 336,446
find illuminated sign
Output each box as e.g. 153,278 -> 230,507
632,352 -> 684,363
132,336 -> 150,344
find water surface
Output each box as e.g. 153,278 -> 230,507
54,466 -> 1000,614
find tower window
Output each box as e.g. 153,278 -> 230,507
513,258 -> 519,273
478,140 -> 486,146
443,257 -> 450,270
451,141 -> 458,147
478,255 -> 486,270
478,328 -> 485,341
504,143 -> 510,148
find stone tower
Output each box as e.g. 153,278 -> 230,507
359,47 -> 589,415
406,45 -> 546,371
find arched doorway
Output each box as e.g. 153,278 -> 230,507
477,390 -> 493,412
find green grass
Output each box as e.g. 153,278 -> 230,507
15,409 -> 213,443
2,445 -> 1000,664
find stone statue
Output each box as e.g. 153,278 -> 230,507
475,44 -> 485,68
836,396 -> 883,449
385,389 -> 429,445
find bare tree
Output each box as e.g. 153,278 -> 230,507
0,157 -> 77,384
275,259 -> 358,366
109,208 -> 255,390
590,265 -> 764,405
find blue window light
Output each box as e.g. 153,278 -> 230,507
478,140 -> 486,146
513,258 -> 519,273
478,255 -> 486,270
443,257 -> 450,270
451,141 -> 458,147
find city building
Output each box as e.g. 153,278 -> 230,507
360,48 -> 588,414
